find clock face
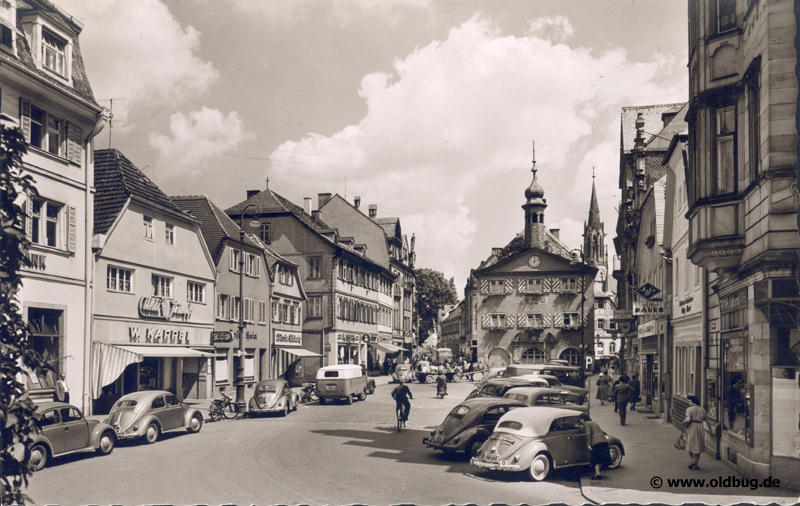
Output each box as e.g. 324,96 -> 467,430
528,255 -> 541,268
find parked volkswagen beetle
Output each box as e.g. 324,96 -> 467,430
470,407 -> 624,481
502,386 -> 588,414
248,379 -> 299,416
28,402 -> 116,471
465,377 -> 550,401
423,398 -> 525,458
105,390 -> 203,443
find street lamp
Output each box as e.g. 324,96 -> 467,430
235,203 -> 262,413
569,249 -> 588,384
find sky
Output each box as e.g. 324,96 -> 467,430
60,0 -> 688,293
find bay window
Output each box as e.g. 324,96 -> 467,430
714,105 -> 736,195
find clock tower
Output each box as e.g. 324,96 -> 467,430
523,140 -> 547,250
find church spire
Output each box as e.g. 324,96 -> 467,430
583,165 -> 605,267
587,167 -> 601,228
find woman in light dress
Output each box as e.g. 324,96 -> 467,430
683,395 -> 706,470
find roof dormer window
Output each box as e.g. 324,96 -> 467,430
42,27 -> 66,77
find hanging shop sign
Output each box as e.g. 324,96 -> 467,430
211,331 -> 234,343
138,297 -> 193,321
275,330 -> 302,346
128,326 -> 191,344
635,282 -> 661,300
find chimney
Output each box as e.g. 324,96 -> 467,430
311,210 -> 320,220
318,193 -> 332,210
549,228 -> 560,240
354,196 -> 361,209
303,197 -> 312,215
246,189 -> 259,199
368,204 -> 377,218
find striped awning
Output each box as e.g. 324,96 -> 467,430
92,343 -> 214,398
373,342 -> 406,354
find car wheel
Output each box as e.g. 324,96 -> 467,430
425,375 -> 435,384
97,431 -> 115,455
144,422 -> 160,444
188,414 -> 203,433
30,443 -> 48,471
452,374 -> 462,383
607,443 -> 623,469
346,394 -> 353,405
282,404 -> 289,417
529,453 -> 552,481
358,389 -> 366,401
467,436 -> 487,460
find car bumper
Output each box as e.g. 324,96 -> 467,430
248,405 -> 285,413
423,437 -> 464,451
470,458 -> 522,471
113,428 -> 143,440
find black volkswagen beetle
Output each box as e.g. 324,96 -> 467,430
423,397 -> 526,459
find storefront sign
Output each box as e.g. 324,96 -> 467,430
128,326 -> 191,344
637,320 -> 657,337
634,300 -> 664,315
337,333 -> 362,344
138,297 -> 193,322
275,330 -> 302,346
245,331 -> 258,340
211,331 -> 233,343
28,253 -> 46,271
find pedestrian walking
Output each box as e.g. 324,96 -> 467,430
630,373 -> 641,411
612,376 -> 633,425
581,414 -> 612,479
595,372 -> 611,406
55,373 -> 69,403
684,395 -> 707,470
611,377 -> 621,411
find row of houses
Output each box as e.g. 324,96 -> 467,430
6,0 -> 417,416
613,0 -> 800,487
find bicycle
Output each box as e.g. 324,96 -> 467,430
208,392 -> 238,421
299,382 -> 319,404
396,403 -> 408,432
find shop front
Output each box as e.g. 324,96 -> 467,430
92,316 -> 214,414
637,319 -> 658,412
211,327 -> 270,400
272,329 -> 321,386
369,336 -> 406,374
336,332 -> 368,366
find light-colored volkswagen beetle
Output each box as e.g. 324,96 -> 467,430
470,407 -> 624,481
105,390 -> 203,444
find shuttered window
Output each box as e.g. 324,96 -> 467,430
19,100 -> 81,162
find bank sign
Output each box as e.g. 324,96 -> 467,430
274,331 -> 302,347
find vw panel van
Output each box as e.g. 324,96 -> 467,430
316,364 -> 368,405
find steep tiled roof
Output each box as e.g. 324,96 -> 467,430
374,217 -> 399,238
94,149 -> 190,234
171,195 -> 262,264
645,102 -> 689,152
620,103 -> 685,153
7,12 -> 97,105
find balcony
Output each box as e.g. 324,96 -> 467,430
687,200 -> 744,272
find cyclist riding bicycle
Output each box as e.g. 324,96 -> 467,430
391,379 -> 413,422
436,367 -> 447,397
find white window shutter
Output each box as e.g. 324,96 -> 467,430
66,205 -> 77,252
19,99 -> 31,143
67,122 -> 83,164
504,278 -> 514,294
480,279 -> 489,294
481,313 -> 491,329
24,198 -> 32,239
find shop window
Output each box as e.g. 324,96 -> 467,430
215,354 -> 229,383
559,348 -> 581,367
244,354 -> 255,381
107,265 -> 133,293
187,281 -> 205,303
28,307 -> 62,379
722,334 -> 748,439
139,358 -> 160,390
151,274 -> 172,298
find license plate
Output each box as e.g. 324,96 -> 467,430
484,454 -> 499,462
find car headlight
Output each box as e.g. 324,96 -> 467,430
132,425 -> 138,432
511,454 -> 520,463
452,437 -> 460,444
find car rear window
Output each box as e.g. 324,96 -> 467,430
261,385 -> 278,393
505,393 -> 527,403
450,405 -> 470,418
117,400 -> 137,408
497,420 -> 522,430
324,371 -> 339,378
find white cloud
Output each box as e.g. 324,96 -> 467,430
231,0 -> 432,25
149,108 -> 252,175
268,15 -> 685,290
60,0 -> 218,123
529,16 -> 574,43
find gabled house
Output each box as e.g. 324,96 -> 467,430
227,184 -> 396,380
90,150 -> 216,414
4,0 -> 107,411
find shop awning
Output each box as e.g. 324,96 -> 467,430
92,343 -> 213,399
374,342 -> 407,354
114,345 -> 215,358
279,347 -> 321,358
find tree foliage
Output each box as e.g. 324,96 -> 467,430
414,268 -> 458,343
1,125 -> 49,504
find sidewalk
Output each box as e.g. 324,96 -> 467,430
580,375 -> 799,504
